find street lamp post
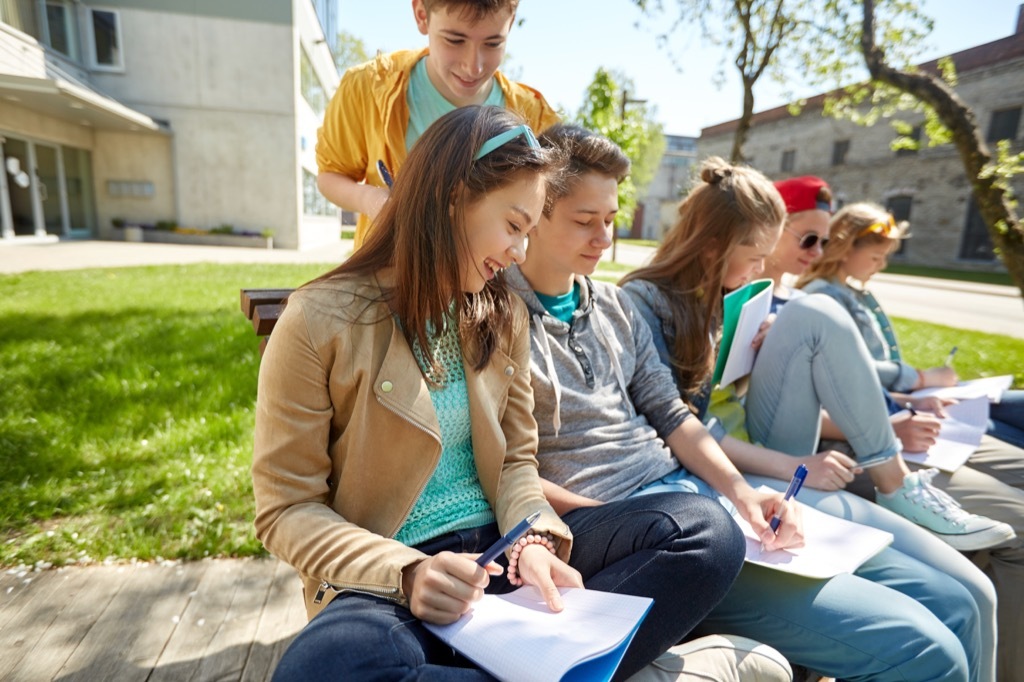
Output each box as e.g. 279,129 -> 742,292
613,89 -> 647,263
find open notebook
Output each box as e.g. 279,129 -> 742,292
424,586 -> 652,682
902,396 -> 989,472
734,487 -> 895,579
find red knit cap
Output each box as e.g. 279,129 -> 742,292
774,176 -> 832,214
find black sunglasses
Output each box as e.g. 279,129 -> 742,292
784,227 -> 829,250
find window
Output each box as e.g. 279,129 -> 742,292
831,140 -> 850,166
300,48 -> 327,117
45,1 -> 79,59
958,199 -> 996,261
780,149 -> 795,173
885,195 -> 912,256
303,170 -> 336,216
987,107 -> 1021,143
895,126 -> 922,157
88,8 -> 123,70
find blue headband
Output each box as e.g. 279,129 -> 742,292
474,124 -> 540,160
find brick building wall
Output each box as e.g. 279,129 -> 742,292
697,22 -> 1024,272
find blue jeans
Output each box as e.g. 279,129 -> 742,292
272,493 -> 745,681
634,469 -> 984,681
989,389 -> 1024,449
745,294 -> 900,466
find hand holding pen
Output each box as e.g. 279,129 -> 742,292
760,464 -> 808,552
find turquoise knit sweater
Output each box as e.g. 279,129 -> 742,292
394,318 -> 494,546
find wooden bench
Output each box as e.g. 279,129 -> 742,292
240,288 -> 294,354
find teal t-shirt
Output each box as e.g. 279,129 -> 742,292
394,317 -> 494,546
535,283 -> 581,324
405,57 -> 505,151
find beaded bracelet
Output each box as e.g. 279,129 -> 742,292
506,532 -> 557,586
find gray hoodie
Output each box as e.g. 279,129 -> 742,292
505,265 -> 690,502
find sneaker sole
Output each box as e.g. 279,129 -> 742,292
929,523 -> 1017,551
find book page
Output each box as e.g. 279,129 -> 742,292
713,279 -> 773,388
734,488 -> 894,579
902,396 -> 989,472
911,375 -> 1013,403
424,586 -> 652,682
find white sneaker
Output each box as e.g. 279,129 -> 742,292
876,469 -> 1016,551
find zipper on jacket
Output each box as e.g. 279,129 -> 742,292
314,580 -> 401,604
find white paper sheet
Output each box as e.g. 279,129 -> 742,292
718,283 -> 774,388
911,375 -> 1013,403
734,488 -> 894,579
902,396 -> 990,472
424,586 -> 652,682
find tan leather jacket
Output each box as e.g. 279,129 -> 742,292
252,273 -> 571,620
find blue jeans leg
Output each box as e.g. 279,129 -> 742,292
563,492 -> 746,681
748,474 -> 993,682
746,294 -> 899,466
697,548 -> 976,682
272,525 -> 508,681
989,389 -> 1024,449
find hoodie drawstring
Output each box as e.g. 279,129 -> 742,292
533,314 -> 562,436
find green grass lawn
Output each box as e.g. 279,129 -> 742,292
1,263 -> 1020,568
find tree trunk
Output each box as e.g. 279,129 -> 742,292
862,0 -> 1024,300
731,78 -> 756,163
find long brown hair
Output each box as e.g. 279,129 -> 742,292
796,202 -> 907,287
309,106 -> 553,375
620,157 -> 785,393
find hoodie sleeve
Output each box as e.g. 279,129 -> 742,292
616,288 -> 695,440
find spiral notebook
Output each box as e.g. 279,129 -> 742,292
424,586 -> 652,682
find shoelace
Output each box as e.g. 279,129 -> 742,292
903,469 -> 971,527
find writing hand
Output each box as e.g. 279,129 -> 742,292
910,395 -> 957,418
738,489 -> 804,552
803,450 -> 862,491
890,411 -> 942,452
515,545 -> 583,613
402,551 -> 496,624
920,366 -> 958,388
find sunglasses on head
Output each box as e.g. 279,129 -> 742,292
858,215 -> 898,238
784,227 -> 828,250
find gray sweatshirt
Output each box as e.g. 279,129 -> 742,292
505,265 -> 691,502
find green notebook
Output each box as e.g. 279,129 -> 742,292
712,279 -> 774,387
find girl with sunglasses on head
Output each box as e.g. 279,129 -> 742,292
622,160 -> 1008,680
799,201 -> 1024,678
253,106 -> 745,681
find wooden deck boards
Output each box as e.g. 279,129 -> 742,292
0,558 -> 305,681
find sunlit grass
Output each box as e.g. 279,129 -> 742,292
0,263 -> 1019,568
0,263 -> 328,567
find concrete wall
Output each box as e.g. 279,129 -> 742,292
698,55 -> 1024,271
91,129 -> 174,238
86,9 -> 304,246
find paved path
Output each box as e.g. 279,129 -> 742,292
0,558 -> 304,681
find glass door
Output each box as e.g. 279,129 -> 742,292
1,136 -> 36,236
34,142 -> 66,236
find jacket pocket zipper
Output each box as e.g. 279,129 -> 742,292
314,580 -> 401,605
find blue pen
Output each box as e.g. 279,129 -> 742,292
377,159 -> 394,189
476,510 -> 542,567
944,346 -> 958,367
769,464 -> 808,534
